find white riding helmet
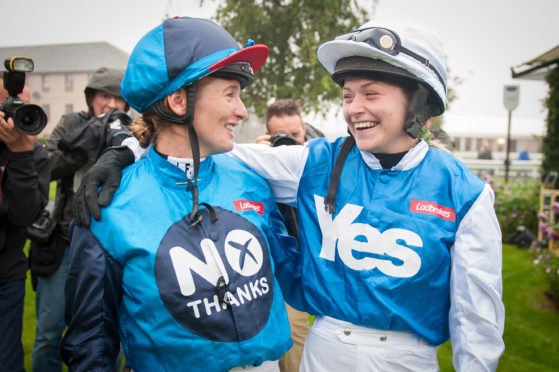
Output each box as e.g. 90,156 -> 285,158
317,19 -> 447,117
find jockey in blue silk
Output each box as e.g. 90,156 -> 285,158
229,19 -> 505,372
61,17 -> 294,372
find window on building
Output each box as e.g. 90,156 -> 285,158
476,138 -> 483,151
65,104 -> 74,114
42,75 -> 50,91
65,74 -> 73,91
453,137 -> 462,150
510,139 -> 518,152
465,137 -> 472,151
43,104 -> 50,119
496,140 -> 506,152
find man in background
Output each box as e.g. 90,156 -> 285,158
478,140 -> 493,160
32,67 -> 128,372
255,99 -> 324,372
256,99 -> 324,149
0,73 -> 50,372
518,146 -> 530,161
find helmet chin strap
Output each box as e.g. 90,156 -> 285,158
182,85 -> 204,227
151,84 -> 205,227
404,83 -> 434,139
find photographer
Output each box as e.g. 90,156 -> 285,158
255,99 -> 324,148
31,67 -> 128,372
255,99 -> 324,372
0,72 -> 50,372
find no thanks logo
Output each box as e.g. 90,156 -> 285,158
154,207 -> 273,342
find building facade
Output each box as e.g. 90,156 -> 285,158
0,42 -> 129,136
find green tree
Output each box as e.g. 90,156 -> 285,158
207,0 -> 369,118
541,66 -> 559,178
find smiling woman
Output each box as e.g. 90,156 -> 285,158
342,78 -> 413,154
61,17 -> 296,372
225,19 -> 505,372
191,77 -> 247,156
132,75 -> 247,158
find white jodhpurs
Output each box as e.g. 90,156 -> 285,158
230,360 -> 280,372
300,316 -> 439,372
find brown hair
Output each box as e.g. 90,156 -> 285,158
265,99 -> 302,131
418,125 -> 451,152
131,112 -> 169,148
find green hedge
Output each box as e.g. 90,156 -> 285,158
541,66 -> 559,177
489,178 -> 540,242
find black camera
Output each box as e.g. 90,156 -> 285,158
0,57 -> 47,135
269,130 -> 298,147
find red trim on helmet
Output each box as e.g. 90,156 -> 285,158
208,44 -> 269,73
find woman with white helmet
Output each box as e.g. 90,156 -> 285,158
74,19 -> 505,372
230,19 -> 505,371
62,17 -> 294,372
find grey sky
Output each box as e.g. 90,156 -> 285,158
375,0 -> 559,122
2,0 -> 558,130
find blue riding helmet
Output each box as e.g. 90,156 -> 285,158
121,17 -> 269,113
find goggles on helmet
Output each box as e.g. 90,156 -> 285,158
335,27 -> 445,91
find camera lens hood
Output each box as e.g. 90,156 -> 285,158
270,131 -> 298,147
14,104 -> 48,135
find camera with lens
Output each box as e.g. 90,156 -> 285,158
0,57 -> 47,135
269,130 -> 298,147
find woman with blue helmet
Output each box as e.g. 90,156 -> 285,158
62,17 -> 294,372
73,18 -> 505,372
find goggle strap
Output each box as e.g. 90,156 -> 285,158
336,27 -> 446,92
398,45 -> 446,91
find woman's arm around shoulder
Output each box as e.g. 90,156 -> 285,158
229,143 -> 309,205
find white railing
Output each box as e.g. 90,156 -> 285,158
454,151 -> 543,161
455,152 -> 542,180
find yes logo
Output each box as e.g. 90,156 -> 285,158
155,207 -> 273,342
315,195 -> 422,278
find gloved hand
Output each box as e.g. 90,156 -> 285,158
73,146 -> 135,226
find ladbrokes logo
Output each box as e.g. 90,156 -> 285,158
154,207 -> 273,342
233,199 -> 264,215
410,199 -> 455,221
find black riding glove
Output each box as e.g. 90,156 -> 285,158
73,146 -> 135,226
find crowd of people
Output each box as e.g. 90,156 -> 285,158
0,15 -> 504,372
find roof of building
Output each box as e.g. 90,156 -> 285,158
0,42 -> 129,73
511,44 -> 559,80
